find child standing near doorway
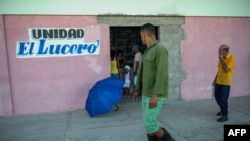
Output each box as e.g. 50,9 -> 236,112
123,65 -> 131,97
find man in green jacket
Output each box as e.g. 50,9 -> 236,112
133,23 -> 175,141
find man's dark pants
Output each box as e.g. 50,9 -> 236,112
214,84 -> 230,116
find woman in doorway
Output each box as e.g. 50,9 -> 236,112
116,50 -> 126,80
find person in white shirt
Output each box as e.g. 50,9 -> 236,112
123,65 -> 131,97
132,45 -> 142,85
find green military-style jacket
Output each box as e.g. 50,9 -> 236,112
135,40 -> 168,98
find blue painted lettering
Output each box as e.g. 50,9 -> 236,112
69,44 -> 78,54
88,40 -> 99,53
17,42 -> 34,56
88,44 -> 97,53
77,44 -> 88,54
48,44 -> 61,55
17,39 -> 100,57
61,44 -> 70,54
37,39 -> 48,55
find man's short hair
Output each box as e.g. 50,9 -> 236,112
220,44 -> 230,52
141,23 -> 155,36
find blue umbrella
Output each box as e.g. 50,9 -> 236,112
85,76 -> 124,117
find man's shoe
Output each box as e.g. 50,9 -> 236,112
217,115 -> 228,122
216,111 -> 222,116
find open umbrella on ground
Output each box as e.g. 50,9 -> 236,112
85,76 -> 124,117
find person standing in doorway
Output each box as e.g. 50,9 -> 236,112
110,50 -> 119,78
213,44 -> 235,122
116,50 -> 126,80
133,23 -> 175,141
123,65 -> 131,97
132,45 -> 142,86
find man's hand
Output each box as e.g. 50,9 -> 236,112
149,94 -> 158,109
219,53 -> 224,60
133,92 -> 138,101
219,54 -> 229,72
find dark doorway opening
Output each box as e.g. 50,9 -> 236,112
110,26 -> 158,66
109,26 -> 159,103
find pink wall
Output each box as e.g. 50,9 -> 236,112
0,15 -> 110,116
182,17 -> 250,100
0,15 -> 13,116
1,15 -> 249,116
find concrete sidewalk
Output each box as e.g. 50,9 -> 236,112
0,96 -> 250,141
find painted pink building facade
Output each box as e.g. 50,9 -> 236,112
182,17 -> 250,100
0,16 -> 110,116
0,15 -> 250,116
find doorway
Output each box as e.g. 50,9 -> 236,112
98,16 -> 186,100
110,26 -> 158,66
